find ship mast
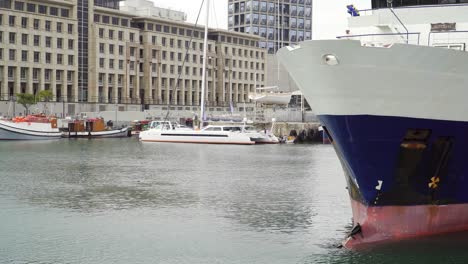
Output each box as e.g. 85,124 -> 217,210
200,0 -> 210,126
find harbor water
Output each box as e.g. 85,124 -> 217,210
1,139 -> 468,263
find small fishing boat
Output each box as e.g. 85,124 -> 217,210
0,114 -> 61,140
62,118 -> 130,138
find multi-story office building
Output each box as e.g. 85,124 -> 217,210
228,0 -> 312,54
0,0 -> 78,102
0,0 -> 265,116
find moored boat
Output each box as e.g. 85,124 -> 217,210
139,121 -> 254,145
277,1 -> 468,248
248,86 -> 292,105
62,118 -> 130,138
0,114 -> 61,140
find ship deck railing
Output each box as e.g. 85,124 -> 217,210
336,32 -> 421,46
353,3 -> 468,16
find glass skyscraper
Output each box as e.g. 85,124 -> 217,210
228,0 -> 312,54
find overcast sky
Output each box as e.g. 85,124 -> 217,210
150,0 -> 371,39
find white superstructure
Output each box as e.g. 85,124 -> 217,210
343,4 -> 468,49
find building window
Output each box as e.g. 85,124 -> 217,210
68,24 -> 73,34
57,54 -> 63,64
34,51 -> 40,63
118,45 -> 124,55
45,21 -> 51,31
45,70 -> 50,81
119,60 -> 123,70
34,35 -> 40,46
38,5 -> 47,14
33,19 -> 39,30
46,37 -> 51,48
50,7 -> 58,16
9,15 -> 15,27
100,58 -> 104,68
99,43 -> 105,53
21,33 -> 27,45
109,44 -> 114,54
9,32 -> 15,44
99,28 -> 104,38
57,22 -> 62,33
61,8 -> 69,18
68,39 -> 74,49
45,53 -> 51,64
112,17 -> 119,25
9,49 -> 16,61
27,3 -> 35,12
130,33 -> 135,42
21,17 -> 27,28
118,31 -> 123,41
109,59 -> 114,69
121,19 -> 128,27
14,1 -> 24,10
109,30 -> 114,39
68,55 -> 73,66
57,38 -> 63,49
21,50 -> 27,61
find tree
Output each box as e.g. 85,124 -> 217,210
16,93 -> 36,115
38,90 -> 54,114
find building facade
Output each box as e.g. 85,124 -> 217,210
0,0 -> 78,102
0,0 -> 266,116
228,0 -> 312,54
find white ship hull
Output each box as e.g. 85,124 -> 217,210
0,120 -> 61,140
139,130 -> 254,145
277,40 -> 468,121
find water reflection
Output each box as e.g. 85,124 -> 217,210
224,190 -> 316,234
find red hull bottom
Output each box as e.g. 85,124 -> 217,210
344,199 -> 468,248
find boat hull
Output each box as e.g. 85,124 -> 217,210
344,199 -> 468,248
139,130 -> 255,145
62,127 -> 130,138
277,40 -> 468,247
0,121 -> 61,140
248,94 -> 292,105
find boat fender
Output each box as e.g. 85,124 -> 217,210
347,223 -> 362,239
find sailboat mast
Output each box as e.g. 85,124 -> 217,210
200,0 -> 210,124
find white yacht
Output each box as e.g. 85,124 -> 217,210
277,1 -> 468,248
233,124 -> 279,144
139,121 -> 254,145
